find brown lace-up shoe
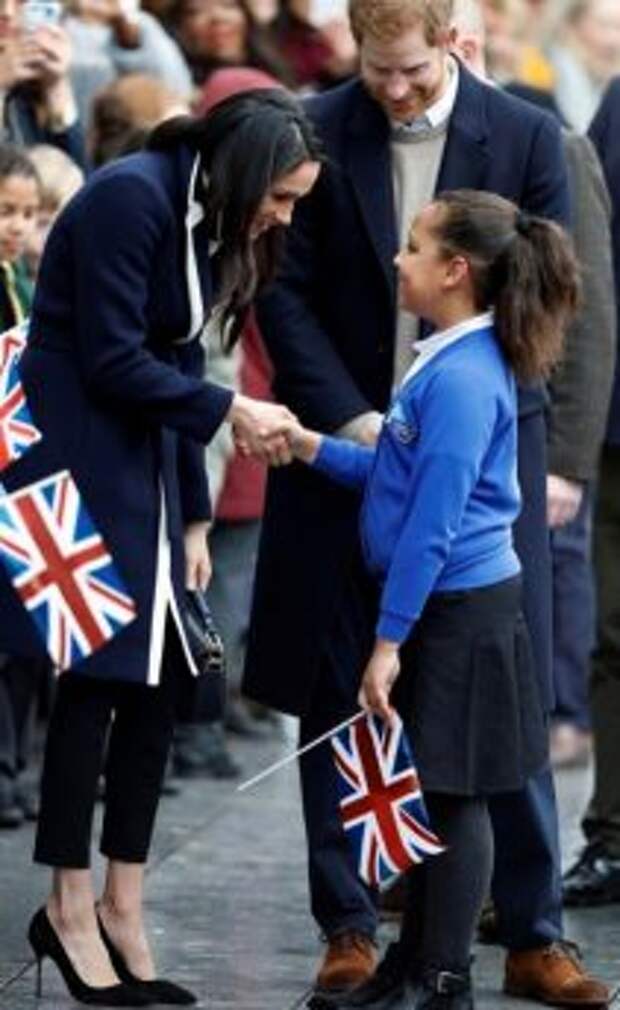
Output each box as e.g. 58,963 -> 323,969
316,931 -> 377,992
504,941 -> 610,1007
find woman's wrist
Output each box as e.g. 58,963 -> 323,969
226,393 -> 250,426
185,519 -> 210,535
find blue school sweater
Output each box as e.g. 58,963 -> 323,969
311,323 -> 521,643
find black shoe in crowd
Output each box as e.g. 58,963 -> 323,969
173,723 -> 240,780
0,774 -> 23,829
310,958 -> 472,1010
14,777 -> 40,820
225,697 -> 271,739
563,841 -> 620,906
413,969 -> 473,1010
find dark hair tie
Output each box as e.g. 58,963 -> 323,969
515,210 -> 533,237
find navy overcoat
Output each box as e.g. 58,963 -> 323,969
244,66 -> 570,717
0,145 -> 233,683
590,77 -> 620,446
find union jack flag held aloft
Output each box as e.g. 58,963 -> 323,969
332,712 -> 444,890
0,470 -> 137,671
0,321 -> 41,473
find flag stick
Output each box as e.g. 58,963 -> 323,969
237,710 -> 365,793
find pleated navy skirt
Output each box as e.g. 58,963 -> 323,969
396,576 -> 547,796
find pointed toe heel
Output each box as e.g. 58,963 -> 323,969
28,907 -> 152,1006
97,916 -> 196,1005
132,980 -> 196,1006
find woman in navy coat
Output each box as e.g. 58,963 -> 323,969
3,90 -> 321,1006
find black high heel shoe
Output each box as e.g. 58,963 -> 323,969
28,907 -> 152,1006
97,915 -> 197,1006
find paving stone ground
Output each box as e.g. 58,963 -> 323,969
1,721 -> 618,1009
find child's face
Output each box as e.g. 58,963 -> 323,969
395,204 -> 451,319
0,174 -> 40,263
23,199 -> 59,275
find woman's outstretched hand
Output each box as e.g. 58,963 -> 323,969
228,394 -> 298,465
184,521 -> 212,590
358,640 -> 400,724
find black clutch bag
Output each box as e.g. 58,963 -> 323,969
184,590 -> 226,720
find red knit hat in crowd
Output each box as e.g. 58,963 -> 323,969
195,66 -> 284,116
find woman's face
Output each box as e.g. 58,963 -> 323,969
249,159 -> 320,240
178,0 -> 248,61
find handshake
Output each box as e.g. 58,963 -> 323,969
226,393 -> 320,466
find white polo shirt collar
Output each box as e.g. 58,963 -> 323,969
401,309 -> 495,386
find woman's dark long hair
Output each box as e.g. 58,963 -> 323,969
147,88 -> 321,345
429,190 -> 581,381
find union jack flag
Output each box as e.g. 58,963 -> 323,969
0,321 -> 41,473
332,712 -> 444,889
0,470 -> 137,670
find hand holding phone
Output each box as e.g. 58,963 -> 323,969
21,1 -> 62,34
16,16 -> 72,92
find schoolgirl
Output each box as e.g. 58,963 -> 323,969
288,189 -> 580,1010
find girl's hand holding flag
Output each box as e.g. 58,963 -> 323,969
358,639 -> 400,725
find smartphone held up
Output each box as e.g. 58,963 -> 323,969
21,0 -> 62,33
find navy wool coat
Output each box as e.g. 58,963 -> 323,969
244,66 -> 570,717
0,146 -> 233,683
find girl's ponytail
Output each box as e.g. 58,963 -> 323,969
431,191 -> 581,381
494,211 -> 581,380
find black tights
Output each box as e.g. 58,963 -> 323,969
400,792 -> 494,974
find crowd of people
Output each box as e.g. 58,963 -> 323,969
0,0 -> 620,1006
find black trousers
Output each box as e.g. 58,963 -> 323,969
300,551 -> 379,938
34,624 -> 193,868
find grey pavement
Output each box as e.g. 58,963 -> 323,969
1,723 -> 619,1009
